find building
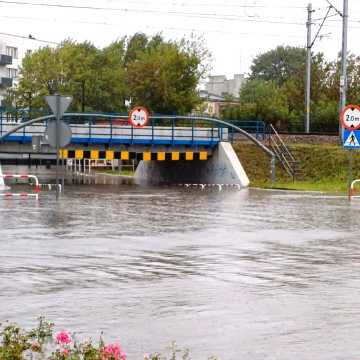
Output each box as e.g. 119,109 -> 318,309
197,90 -> 240,118
0,35 -> 46,107
205,74 -> 246,98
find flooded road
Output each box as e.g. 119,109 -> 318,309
1,185 -> 360,359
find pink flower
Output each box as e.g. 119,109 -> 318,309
144,353 -> 150,360
30,340 -> 41,352
61,348 -> 70,358
101,343 -> 126,360
55,330 -> 72,345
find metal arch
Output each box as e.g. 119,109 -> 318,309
174,115 -> 274,158
0,115 -> 55,142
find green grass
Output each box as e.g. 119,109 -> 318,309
252,179 -> 350,193
233,142 -> 360,193
96,169 -> 135,177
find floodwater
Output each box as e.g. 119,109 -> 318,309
1,185 -> 360,359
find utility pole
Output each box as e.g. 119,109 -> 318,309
339,0 -> 349,139
81,80 -> 85,112
304,3 -> 332,133
305,3 -> 313,133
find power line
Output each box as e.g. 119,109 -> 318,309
0,31 -> 59,44
0,14 -> 305,40
0,0 -> 306,25
73,0 -> 309,10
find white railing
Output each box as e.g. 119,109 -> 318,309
0,174 -> 40,192
349,179 -> 360,201
0,192 -> 39,199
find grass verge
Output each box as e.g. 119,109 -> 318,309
95,169 -> 135,177
234,142 -> 360,193
252,179 -> 349,193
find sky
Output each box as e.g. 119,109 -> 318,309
1,0 -> 360,81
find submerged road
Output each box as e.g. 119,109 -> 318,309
0,186 -> 359,359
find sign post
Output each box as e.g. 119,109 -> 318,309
340,104 -> 360,200
45,95 -> 72,199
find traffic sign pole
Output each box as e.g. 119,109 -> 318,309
56,95 -> 60,200
339,104 -> 360,199
348,149 -> 353,199
45,94 -> 72,200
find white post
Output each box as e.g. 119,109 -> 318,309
0,163 -> 9,190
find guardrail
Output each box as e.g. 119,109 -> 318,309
226,120 -> 267,141
0,110 -> 267,145
0,174 -> 40,192
0,114 -> 228,147
0,173 -> 41,200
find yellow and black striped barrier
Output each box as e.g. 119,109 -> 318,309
59,149 -> 208,161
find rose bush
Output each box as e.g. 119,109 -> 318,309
0,318 -> 219,359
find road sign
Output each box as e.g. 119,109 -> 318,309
343,129 -> 360,149
45,95 -> 73,118
45,120 -> 72,148
340,104 -> 360,130
128,106 -> 149,127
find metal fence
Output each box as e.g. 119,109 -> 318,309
0,108 -> 268,145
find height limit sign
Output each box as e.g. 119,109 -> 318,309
341,104 -> 360,149
340,105 -> 360,131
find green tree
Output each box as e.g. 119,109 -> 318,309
250,46 -> 306,86
126,35 -> 209,114
11,33 -> 209,115
221,79 -> 290,128
221,47 -> 345,132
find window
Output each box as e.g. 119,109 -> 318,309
8,68 -> 18,79
6,46 -> 18,59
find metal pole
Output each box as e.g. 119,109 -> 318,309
270,155 -> 276,183
81,80 -> 85,113
305,3 -> 312,133
55,94 -> 60,200
28,91 -> 32,120
348,149 -> 353,198
339,0 -> 349,141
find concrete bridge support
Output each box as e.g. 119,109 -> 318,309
135,142 -> 250,187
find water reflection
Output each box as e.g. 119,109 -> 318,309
1,186 -> 360,359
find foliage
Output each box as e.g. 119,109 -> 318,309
249,46 -> 306,86
234,141 -> 360,192
220,46 -> 360,133
221,79 -> 291,129
8,33 -> 210,116
0,319 -> 220,360
126,39 -> 203,114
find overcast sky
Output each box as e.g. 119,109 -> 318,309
1,0 -> 360,80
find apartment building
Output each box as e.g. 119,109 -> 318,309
0,35 -> 43,107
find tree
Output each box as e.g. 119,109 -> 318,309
250,46 -> 306,86
221,79 -> 290,128
126,34 -> 210,114
10,33 -> 210,115
221,46 -> 348,132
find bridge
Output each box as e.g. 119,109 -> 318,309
0,112 -> 275,187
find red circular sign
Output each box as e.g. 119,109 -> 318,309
340,104 -> 360,130
128,106 -> 150,128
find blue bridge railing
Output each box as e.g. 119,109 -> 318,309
0,109 -> 267,146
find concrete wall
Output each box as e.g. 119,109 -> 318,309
135,142 -> 250,187
205,74 -> 246,98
